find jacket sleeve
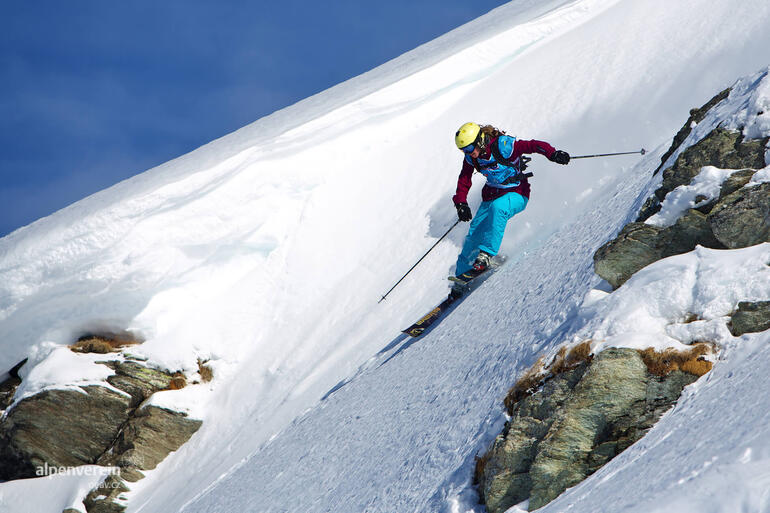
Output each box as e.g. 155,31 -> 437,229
452,158 -> 475,204
512,139 -> 556,160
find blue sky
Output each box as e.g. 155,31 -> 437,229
1,1 -> 507,237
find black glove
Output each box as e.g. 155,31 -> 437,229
550,150 -> 570,165
455,202 -> 472,222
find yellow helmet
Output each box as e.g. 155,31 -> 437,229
455,122 -> 480,149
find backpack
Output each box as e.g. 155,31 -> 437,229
472,136 -> 533,184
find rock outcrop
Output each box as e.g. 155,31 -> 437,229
0,385 -> 134,480
596,127 -> 768,288
709,182 -> 770,248
594,208 -> 726,289
0,348 -> 201,513
476,347 -> 706,513
639,128 -> 768,222
82,404 -> 202,513
652,87 -> 731,176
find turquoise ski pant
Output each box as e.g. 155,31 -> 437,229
455,192 -> 528,276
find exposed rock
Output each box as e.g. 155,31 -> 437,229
0,358 -> 201,513
708,182 -> 770,248
690,169 -> 756,215
101,360 -> 177,407
97,405 -> 202,482
636,194 -> 662,223
598,121 -> 768,288
0,386 -> 132,481
555,87 -> 760,513
527,349 -> 649,509
729,301 -> 770,336
82,406 -> 202,512
593,223 -> 665,288
653,88 -> 731,176
656,129 -> 767,204
82,475 -> 129,513
477,348 -> 701,513
480,363 -> 590,513
638,128 -> 767,223
667,209 -> 725,252
594,210 -> 725,289
716,169 -> 759,202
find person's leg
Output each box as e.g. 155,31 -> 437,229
454,193 -> 528,276
455,202 -> 492,276
477,192 -> 528,256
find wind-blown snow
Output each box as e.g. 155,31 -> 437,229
1,0 -> 770,512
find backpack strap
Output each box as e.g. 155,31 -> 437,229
489,137 -> 518,167
482,138 -> 534,183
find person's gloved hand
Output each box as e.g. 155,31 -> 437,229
550,150 -> 570,165
455,202 -> 472,222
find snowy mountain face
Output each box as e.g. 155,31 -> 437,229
1,1 -> 770,512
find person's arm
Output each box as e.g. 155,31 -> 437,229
452,158 -> 475,205
452,158 -> 475,221
513,139 -> 570,165
512,139 -> 556,159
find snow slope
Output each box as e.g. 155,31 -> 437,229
178,65 -> 770,512
1,0 -> 770,512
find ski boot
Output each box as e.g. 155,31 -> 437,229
472,251 -> 492,272
448,252 -> 493,299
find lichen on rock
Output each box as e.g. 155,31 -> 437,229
0,353 -> 201,513
708,182 -> 770,248
477,347 -> 705,513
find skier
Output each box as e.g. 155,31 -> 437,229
450,122 -> 570,297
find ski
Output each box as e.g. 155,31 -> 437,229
402,295 -> 460,337
401,255 -> 506,338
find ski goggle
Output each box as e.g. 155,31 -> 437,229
460,143 -> 476,154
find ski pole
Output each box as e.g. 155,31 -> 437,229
571,149 -> 646,159
379,220 -> 460,303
